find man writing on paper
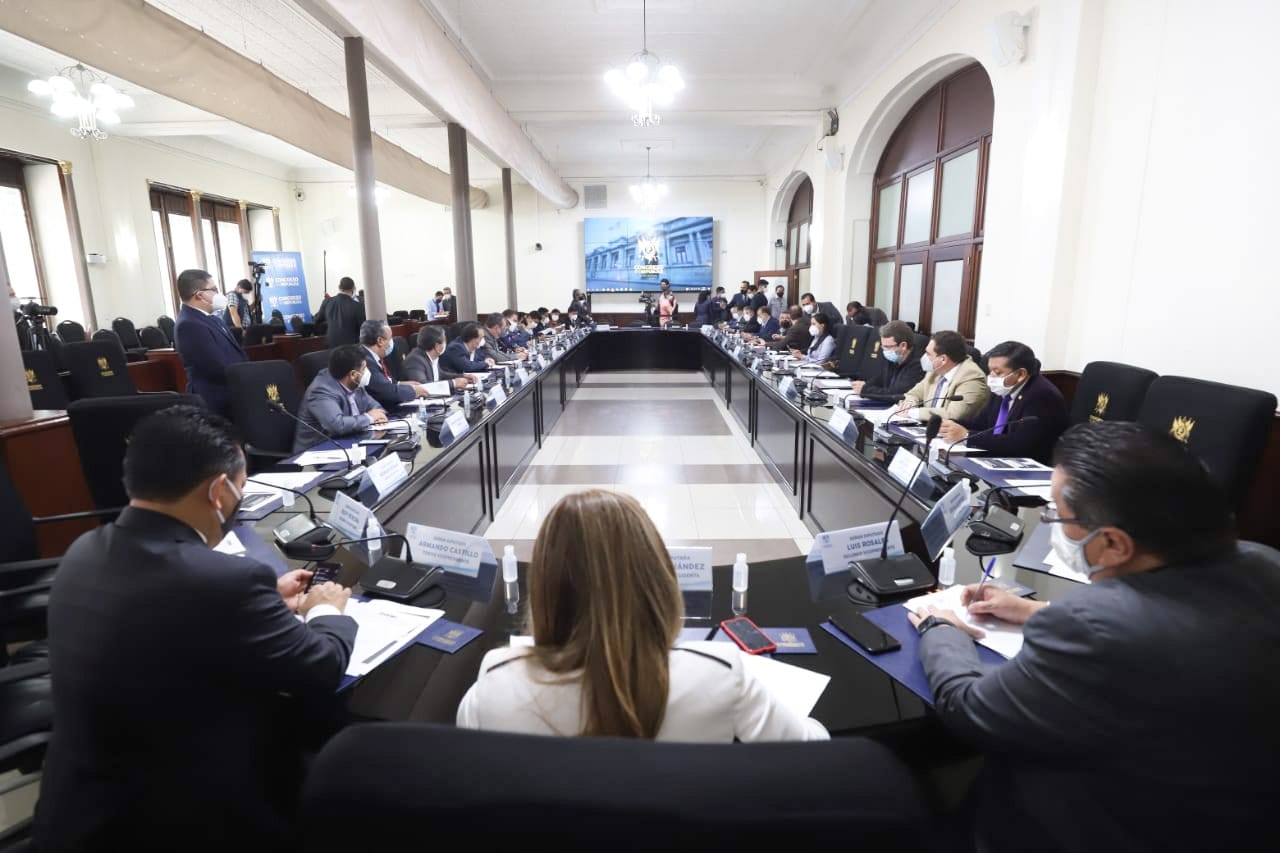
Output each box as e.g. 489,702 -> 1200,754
294,345 -> 389,452
907,422 -> 1280,853
402,325 -> 476,393
35,406 -> 355,849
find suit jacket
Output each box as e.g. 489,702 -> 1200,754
480,329 -> 518,363
402,349 -> 464,384
750,292 -> 768,311
903,357 -> 990,422
174,304 -> 248,416
293,370 -> 380,453
757,317 -> 780,339
734,316 -> 760,334
323,292 -> 365,347
728,292 -> 750,311
959,374 -> 1069,464
693,301 -> 711,324
34,508 -> 357,850
861,350 -> 926,398
814,301 -> 844,328
709,296 -> 729,324
361,347 -> 414,410
919,543 -> 1280,853
441,338 -> 489,374
767,321 -> 812,352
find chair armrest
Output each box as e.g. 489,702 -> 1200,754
31,507 -> 122,526
0,560 -> 57,576
0,583 -> 53,601
245,443 -> 292,461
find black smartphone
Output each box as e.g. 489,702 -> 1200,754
306,562 -> 342,591
830,611 -> 902,654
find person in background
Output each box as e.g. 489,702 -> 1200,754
568,289 -> 590,317
799,292 -> 844,328
909,421 -> 1280,853
548,308 -> 562,327
401,326 -> 474,390
767,282 -> 786,320
752,305 -> 779,340
846,301 -> 872,325
225,279 -> 253,330
528,310 -> 546,335
768,306 -> 812,352
34,405 -> 356,849
793,312 -> 835,364
268,309 -> 286,330
479,313 -> 522,363
728,281 -> 751,313
732,303 -> 759,334
359,319 -> 429,409
323,276 -> 365,347
501,309 -> 529,348
293,345 -> 388,452
710,286 -> 730,325
439,287 -> 456,321
938,340 -> 1069,463
896,330 -> 989,422
173,268 -> 248,417
426,290 -> 445,320
442,322 -> 498,374
693,291 -> 712,325
750,281 -> 768,312
853,321 -> 924,399
658,280 -> 677,327
457,489 -> 828,742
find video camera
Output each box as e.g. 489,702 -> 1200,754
19,302 -> 57,318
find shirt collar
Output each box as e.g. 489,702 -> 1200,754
364,345 -> 382,364
940,362 -> 961,384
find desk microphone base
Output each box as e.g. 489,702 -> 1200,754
361,558 -> 445,605
847,554 -> 935,605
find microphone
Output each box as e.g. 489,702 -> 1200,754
944,415 -> 1040,455
855,392 -> 966,403
339,531 -> 445,603
266,401 -> 364,489
245,476 -> 336,557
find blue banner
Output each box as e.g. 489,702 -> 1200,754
251,251 -> 312,323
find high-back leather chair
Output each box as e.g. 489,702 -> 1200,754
156,315 -> 176,344
832,323 -> 876,378
299,723 -> 929,852
60,340 -> 137,399
298,350 -> 331,390
387,335 -> 408,382
20,350 -> 67,411
243,324 -> 275,346
138,326 -> 168,349
1070,361 -> 1158,425
55,320 -> 86,344
226,361 -> 301,470
1138,376 -> 1277,504
111,317 -> 143,349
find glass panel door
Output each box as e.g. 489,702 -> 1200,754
876,182 -> 900,249
873,261 -> 895,313
902,167 -> 934,245
929,258 -> 965,332
937,148 -> 979,238
201,219 -> 221,288
897,263 -> 924,328
168,212 -> 198,273
0,187 -> 40,302
216,220 -> 245,291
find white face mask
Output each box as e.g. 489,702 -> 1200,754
1050,524 -> 1105,577
921,352 -> 936,374
987,374 -> 1016,397
358,367 -> 372,388
210,291 -> 228,313
10,296 -> 20,310
802,304 -> 815,315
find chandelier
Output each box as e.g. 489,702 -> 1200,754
630,147 -> 668,208
28,64 -> 134,140
603,0 -> 684,128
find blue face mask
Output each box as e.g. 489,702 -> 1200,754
883,348 -> 901,364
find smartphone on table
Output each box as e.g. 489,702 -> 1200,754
719,616 -> 777,655
306,562 -> 342,591
829,611 -> 902,655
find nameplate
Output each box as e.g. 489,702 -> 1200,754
779,376 -> 796,399
827,406 -> 853,437
486,385 -> 507,408
887,446 -> 925,488
732,345 -> 743,360
667,546 -> 713,592
366,453 -> 408,497
809,521 -> 905,575
442,409 -> 470,444
515,366 -> 530,385
328,490 -> 371,540
596,324 -> 611,330
405,523 -> 488,577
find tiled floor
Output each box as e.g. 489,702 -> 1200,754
483,370 -> 815,564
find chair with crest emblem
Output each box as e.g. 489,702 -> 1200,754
226,360 -> 302,472
1069,361 -> 1158,426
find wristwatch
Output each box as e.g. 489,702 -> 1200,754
915,615 -> 954,637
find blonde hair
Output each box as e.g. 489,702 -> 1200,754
527,489 -> 683,738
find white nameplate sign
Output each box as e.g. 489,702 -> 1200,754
732,345 -> 743,360
810,521 -> 905,575
366,453 -> 408,497
405,522 -> 485,577
328,489 -> 371,540
667,546 -> 713,592
887,446 -> 925,488
779,376 -> 796,398
515,366 -> 530,385
827,406 -> 853,436
487,385 -> 508,407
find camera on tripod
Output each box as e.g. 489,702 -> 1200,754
637,293 -> 654,306
249,261 -> 266,277
20,302 -> 57,318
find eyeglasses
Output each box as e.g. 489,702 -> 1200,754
1038,509 -> 1093,528
200,287 -> 218,293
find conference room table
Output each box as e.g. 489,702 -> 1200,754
244,325 -> 1082,734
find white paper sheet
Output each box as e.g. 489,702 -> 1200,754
376,419 -> 414,434
737,650 -> 830,717
904,586 -> 1026,658
293,447 -> 367,467
212,531 -> 246,556
243,471 -> 325,493
342,599 -> 444,677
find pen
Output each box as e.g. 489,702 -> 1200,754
975,557 -> 996,598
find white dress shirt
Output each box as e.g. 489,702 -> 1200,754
457,643 -> 829,743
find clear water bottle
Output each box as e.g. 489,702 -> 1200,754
731,552 -> 749,616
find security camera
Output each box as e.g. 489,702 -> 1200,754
534,242 -> 543,251
294,188 -> 306,202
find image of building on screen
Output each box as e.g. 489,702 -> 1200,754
584,216 -> 714,292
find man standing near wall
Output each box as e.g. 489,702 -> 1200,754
173,269 -> 248,417
323,277 -> 365,347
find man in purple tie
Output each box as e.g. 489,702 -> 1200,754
174,268 -> 249,417
938,340 -> 1069,464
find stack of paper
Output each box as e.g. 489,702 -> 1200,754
243,471 -> 326,495
903,586 -> 1026,658
293,447 -> 366,467
343,600 -> 444,677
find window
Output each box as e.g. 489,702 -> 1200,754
868,64 -> 992,338
151,187 -> 264,311
785,176 -> 813,296
0,157 -> 44,304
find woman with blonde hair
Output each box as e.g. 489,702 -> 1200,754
457,489 -> 827,741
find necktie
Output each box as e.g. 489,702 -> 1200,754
993,395 -> 1012,435
931,377 -> 949,406
379,357 -> 390,380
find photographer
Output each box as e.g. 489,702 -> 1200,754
225,279 -> 253,330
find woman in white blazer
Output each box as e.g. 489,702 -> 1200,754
457,489 -> 828,742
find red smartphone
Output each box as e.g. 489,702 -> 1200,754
719,617 -> 777,655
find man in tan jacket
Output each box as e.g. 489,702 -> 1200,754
897,330 -> 990,422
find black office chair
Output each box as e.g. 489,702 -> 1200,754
111,317 -> 143,350
20,350 -> 67,411
1138,376 -> 1277,504
55,320 -> 86,344
67,394 -> 201,510
1070,361 -> 1158,425
298,350 -> 331,390
911,332 -> 930,358
408,309 -> 426,320
243,324 -> 275,346
387,335 -> 408,382
300,723 -> 929,851
138,325 -> 168,349
156,314 -> 176,344
226,361 -> 301,471
445,322 -> 465,342
965,344 -> 987,374
832,323 -> 878,378
290,316 -> 306,335
59,340 -> 137,399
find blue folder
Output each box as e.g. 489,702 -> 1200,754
820,603 -> 1007,705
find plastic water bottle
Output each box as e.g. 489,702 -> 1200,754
503,544 -> 520,613
732,552 -> 749,616
938,547 -> 957,587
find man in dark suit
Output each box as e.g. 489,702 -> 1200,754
800,292 -> 844,328
294,345 -> 389,452
323,276 -> 365,347
402,325 -> 475,389
173,268 -> 248,417
479,313 -> 522,363
938,340 -> 1068,463
751,305 -> 779,340
34,405 -> 356,850
439,287 -> 456,322
709,286 -> 730,325
853,320 -> 925,399
441,322 -> 497,374
359,319 -> 428,410
909,422 -> 1280,853
766,306 -> 812,352
750,281 -> 768,312
728,281 -> 751,313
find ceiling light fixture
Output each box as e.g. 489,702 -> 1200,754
603,0 -> 684,128
630,146 -> 668,208
28,64 -> 134,140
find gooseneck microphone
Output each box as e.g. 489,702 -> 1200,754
246,476 -> 336,558
266,401 -> 364,489
877,415 -> 942,560
945,415 -> 1040,455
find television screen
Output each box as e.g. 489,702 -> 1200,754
585,216 -> 714,293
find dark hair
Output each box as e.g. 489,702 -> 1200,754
696,291 -> 709,304
435,290 -> 444,297
358,319 -> 389,346
502,309 -> 518,320
660,279 -> 670,286
123,405 -> 243,501
788,306 -> 804,320
985,340 -> 1040,379
930,330 -> 968,363
484,312 -> 504,330
328,344 -> 366,379
800,292 -> 815,303
811,313 -> 831,337
880,320 -> 914,347
847,301 -> 864,312
338,277 -> 355,292
417,325 -> 445,351
758,306 -> 771,317
236,278 -> 253,293
177,269 -> 213,301
715,286 -> 725,293
1053,422 -> 1235,562
759,279 -> 769,289
458,322 -> 482,343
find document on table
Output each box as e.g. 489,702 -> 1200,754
243,471 -> 326,494
903,586 -> 1026,658
293,446 -> 367,467
343,599 -> 444,677
376,419 -> 415,434
736,649 -> 830,717
1009,479 -> 1054,499
1044,549 -> 1090,584
813,378 -> 854,390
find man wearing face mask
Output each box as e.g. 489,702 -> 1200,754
767,283 -> 786,320
852,321 -> 924,398
751,306 -> 779,339
799,292 -> 844,328
441,322 -> 498,375
907,421 -> 1280,853
767,306 -> 812,352
293,345 -> 389,452
937,340 -> 1069,463
35,405 -> 357,849
896,329 -> 989,422
710,286 -> 730,325
173,268 -> 248,417
359,319 -> 431,409
728,281 -> 751,313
